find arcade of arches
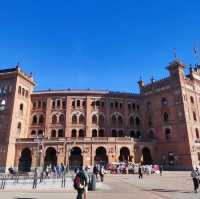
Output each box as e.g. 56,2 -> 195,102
15,144 -> 155,169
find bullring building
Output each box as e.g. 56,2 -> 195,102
0,59 -> 200,172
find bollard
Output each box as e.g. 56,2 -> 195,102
88,174 -> 96,191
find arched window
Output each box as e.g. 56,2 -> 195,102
57,100 -> 61,107
161,97 -> 168,106
196,128 -> 199,139
130,131 -> 135,138
190,96 -> 194,104
71,129 -> 77,137
19,103 -> 23,112
52,114 -> 57,124
72,100 -> 75,107
165,128 -> 171,140
39,115 -> 44,124
92,115 -> 98,124
132,103 -> 136,110
96,101 -> 100,106
62,101 -> 66,108
77,100 -> 80,107
136,105 -> 140,111
129,116 -> 134,127
42,101 -> 46,108
79,129 -> 84,137
92,129 -> 98,137
136,131 -> 141,138
22,88 -> 25,96
193,112 -> 197,121
118,115 -> 123,125
163,112 -> 169,122
33,102 -> 37,108
17,122 -> 22,132
99,114 -> 105,125
149,130 -> 154,138
112,129 -> 117,137
58,129 -> 64,137
111,115 -> 117,125
115,101 -> 118,108
32,115 -> 37,124
38,130 -> 43,136
135,117 -> 140,126
51,130 -> 56,138
31,130 -> 36,136
59,114 -> 65,124
82,101 -> 86,107
118,130 -> 124,137
79,114 -> 85,124
72,114 -> 77,124
18,86 -> 22,94
99,129 -> 104,137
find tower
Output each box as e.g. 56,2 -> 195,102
0,66 -> 35,171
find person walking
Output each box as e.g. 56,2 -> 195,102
32,168 -> 38,189
74,168 -> 88,199
93,165 -> 98,180
159,165 -> 163,176
191,168 -> 199,193
99,166 -> 105,182
138,166 -> 143,179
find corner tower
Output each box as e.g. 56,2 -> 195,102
0,66 -> 35,171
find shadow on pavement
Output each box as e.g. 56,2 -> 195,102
144,188 -> 192,194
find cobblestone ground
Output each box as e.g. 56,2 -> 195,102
0,171 -> 200,199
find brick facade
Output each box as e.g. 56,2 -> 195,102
0,60 -> 200,171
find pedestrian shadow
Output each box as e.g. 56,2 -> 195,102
144,188 -> 192,194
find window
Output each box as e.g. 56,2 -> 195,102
111,115 -> 117,125
82,101 -> 86,107
149,130 -> 154,138
38,130 -> 43,136
71,129 -> 77,137
128,104 -> 131,110
115,101 -> 118,108
165,128 -> 171,140
129,116 -> 134,127
57,100 -> 61,107
91,101 -> 95,107
38,101 -> 41,108
161,98 -> 168,106
52,101 -> 56,108
77,100 -> 80,107
110,102 -> 114,108
72,115 -> 77,124
58,129 -> 64,137
18,86 -> 22,94
120,103 -> 122,109
59,114 -> 65,124
136,105 -> 140,111
32,115 -> 37,124
132,103 -> 136,110
17,122 -> 22,133
79,114 -> 85,124
51,130 -> 56,138
22,88 -> 25,96
31,130 -> 36,136
135,117 -> 140,126
136,131 -> 141,138
118,130 -> 124,137
112,130 -> 117,137
147,101 -> 151,109
190,96 -> 194,104
79,129 -> 84,137
163,112 -> 169,122
99,114 -> 105,125
72,100 -> 75,107
92,129 -> 97,137
92,115 -> 97,124
196,128 -> 199,139
62,101 -> 66,108
96,101 -> 100,106
42,102 -> 46,108
193,112 -> 197,121
39,115 -> 44,124
25,90 -> 28,97
118,115 -> 123,125
52,114 -> 57,124
130,131 -> 135,138
101,102 -> 104,107
99,129 -> 104,137
33,102 -> 37,108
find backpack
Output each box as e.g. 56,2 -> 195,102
73,174 -> 84,190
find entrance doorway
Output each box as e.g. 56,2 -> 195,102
18,148 -> 32,172
94,146 -> 108,167
69,147 -> 83,169
119,147 -> 131,162
141,147 -> 153,165
44,147 -> 57,168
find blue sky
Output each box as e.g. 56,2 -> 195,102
0,0 -> 200,92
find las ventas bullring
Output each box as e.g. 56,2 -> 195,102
0,59 -> 200,172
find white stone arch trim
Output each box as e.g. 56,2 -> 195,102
110,112 -> 124,118
71,111 -> 85,116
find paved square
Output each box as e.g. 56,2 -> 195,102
0,171 -> 199,199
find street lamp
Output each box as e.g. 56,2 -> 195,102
64,139 -> 67,166
36,135 -> 42,168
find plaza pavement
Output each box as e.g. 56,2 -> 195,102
0,171 -> 200,199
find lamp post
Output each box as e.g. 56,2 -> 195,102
36,136 -> 42,168
64,139 -> 67,166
